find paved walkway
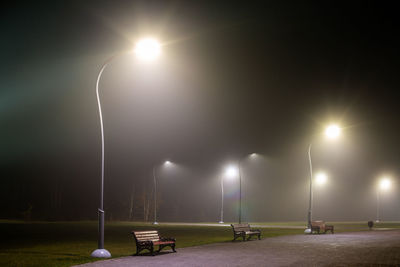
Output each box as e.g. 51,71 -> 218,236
159,222 -> 305,229
77,230 -> 400,266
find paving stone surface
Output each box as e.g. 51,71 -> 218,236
76,230 -> 400,267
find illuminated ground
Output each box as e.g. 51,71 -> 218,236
2,221 -> 399,266
76,230 -> 400,266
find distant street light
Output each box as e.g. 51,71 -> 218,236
219,165 -> 239,223
315,172 -> 328,185
91,38 -> 161,258
226,166 -> 239,178
153,160 -> 173,225
238,153 -> 259,224
219,153 -> 258,224
376,177 -> 391,222
305,124 -> 341,234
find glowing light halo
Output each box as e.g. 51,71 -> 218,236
315,172 -> 327,185
325,124 -> 341,139
225,166 -> 239,179
379,177 -> 391,190
134,38 -> 161,61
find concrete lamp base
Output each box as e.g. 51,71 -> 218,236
91,249 -> 111,258
153,221 -> 159,225
304,228 -> 312,234
219,221 -> 224,224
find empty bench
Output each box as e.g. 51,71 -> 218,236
311,221 -> 334,234
131,230 -> 176,255
231,223 -> 261,241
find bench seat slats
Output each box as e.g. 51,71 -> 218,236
136,237 -> 159,240
136,235 -> 160,240
234,227 -> 251,231
245,231 -> 260,234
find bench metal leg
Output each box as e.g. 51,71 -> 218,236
232,234 -> 243,241
150,247 -> 155,256
157,244 -> 177,253
246,234 -> 261,241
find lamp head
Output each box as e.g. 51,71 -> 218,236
379,177 -> 391,190
134,38 -> 161,62
225,166 -> 238,179
325,124 -> 341,139
315,172 -> 327,185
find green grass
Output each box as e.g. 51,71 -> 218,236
1,220 -> 399,267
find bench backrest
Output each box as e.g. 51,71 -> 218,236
231,223 -> 251,232
132,230 -> 160,242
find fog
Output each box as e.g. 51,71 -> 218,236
1,1 -> 399,223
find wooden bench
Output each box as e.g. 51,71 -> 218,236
131,230 -> 176,255
311,221 -> 334,234
231,223 -> 261,241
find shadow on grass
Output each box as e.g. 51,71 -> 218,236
3,250 -> 85,257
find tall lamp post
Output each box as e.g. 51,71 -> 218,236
238,153 -> 258,224
91,38 -> 161,258
238,160 -> 243,224
153,160 -> 172,225
376,177 -> 391,222
305,124 -> 340,233
220,166 -> 239,223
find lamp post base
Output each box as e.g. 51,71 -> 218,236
219,221 -> 224,224
304,228 -> 312,234
153,221 -> 159,225
91,249 -> 111,258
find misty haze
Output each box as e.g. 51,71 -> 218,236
1,1 -> 399,266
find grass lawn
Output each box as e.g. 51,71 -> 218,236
1,220 -> 399,267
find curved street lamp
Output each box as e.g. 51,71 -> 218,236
305,124 -> 340,233
238,153 -> 259,224
91,38 -> 161,258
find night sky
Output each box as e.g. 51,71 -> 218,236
1,1 -> 399,222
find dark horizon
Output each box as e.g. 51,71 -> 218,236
1,1 -> 399,222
